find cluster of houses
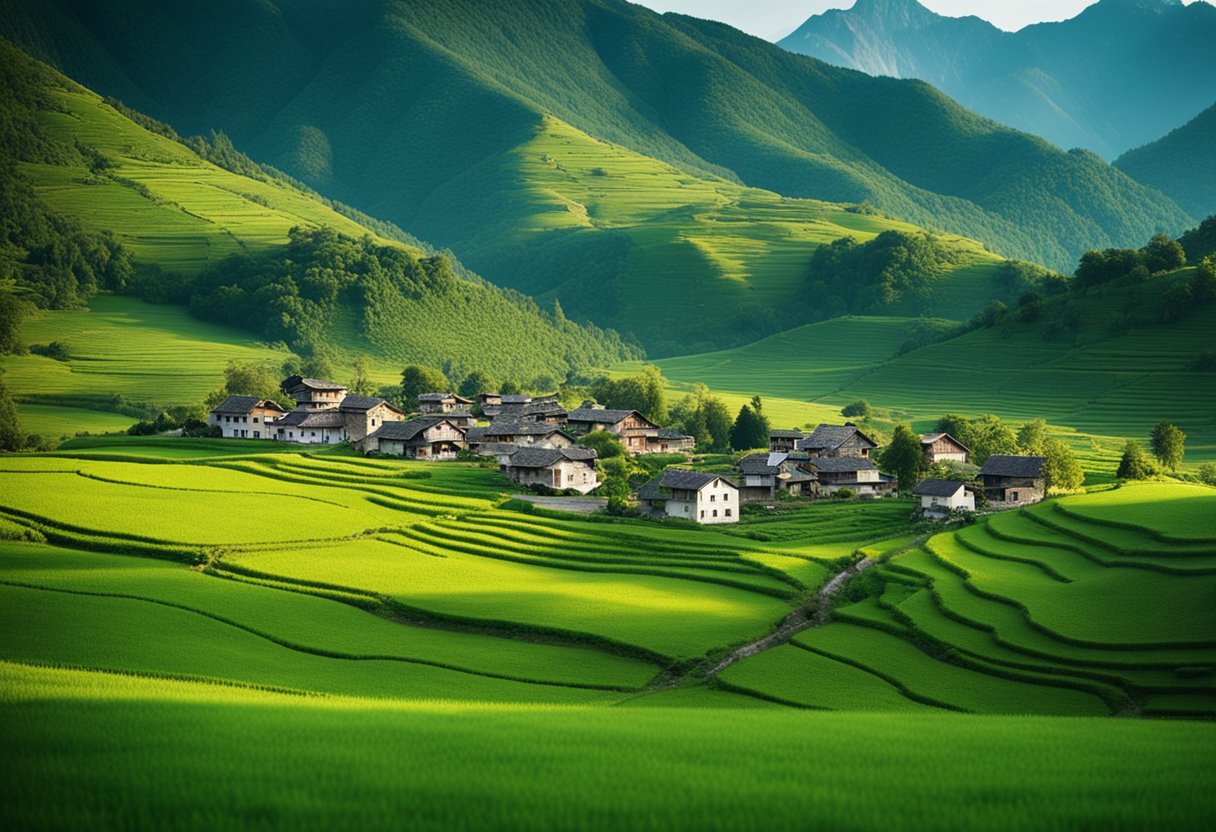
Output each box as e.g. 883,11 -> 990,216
208,379 -> 695,495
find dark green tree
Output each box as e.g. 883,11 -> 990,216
579,430 -> 626,459
348,356 -> 375,396
598,455 -> 633,514
1116,441 -> 1156,480
400,364 -> 449,412
459,370 -> 496,399
729,402 -> 769,451
1141,233 -> 1186,274
1150,422 -> 1186,472
0,294 -> 28,354
1042,438 -> 1084,491
0,381 -> 21,451
204,361 -> 282,409
879,423 -> 925,493
841,399 -> 872,418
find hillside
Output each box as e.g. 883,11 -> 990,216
0,40 -> 636,382
0,0 -> 1193,351
778,0 -> 1216,161
1115,104 -> 1216,220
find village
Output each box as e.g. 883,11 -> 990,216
208,375 -> 1049,526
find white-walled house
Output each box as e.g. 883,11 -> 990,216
273,409 -> 347,444
638,469 -> 740,525
503,446 -> 599,494
912,479 -> 975,517
364,417 -> 468,460
208,396 -> 286,439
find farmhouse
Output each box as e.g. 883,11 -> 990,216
418,392 -> 474,415
803,456 -> 895,497
769,430 -> 805,453
273,409 -> 347,444
648,428 -> 695,455
503,446 -> 599,494
338,395 -> 405,445
567,403 -> 663,454
281,376 -> 347,411
979,455 -> 1046,508
913,479 -> 975,517
361,417 -> 466,459
482,418 -> 576,447
921,432 -> 971,465
638,469 -> 739,525
798,424 -> 879,459
208,396 -> 286,439
736,452 -> 816,502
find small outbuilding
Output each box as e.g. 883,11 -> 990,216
503,446 -> 599,494
912,479 -> 975,517
979,455 -> 1047,508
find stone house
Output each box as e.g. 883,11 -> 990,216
503,446 -> 599,494
365,417 -> 467,460
273,409 -> 347,444
418,392 -> 474,415
566,404 -> 663,454
208,396 -> 286,439
913,479 -> 976,517
803,456 -> 895,497
921,433 -> 971,465
647,428 -> 695,455
979,455 -> 1046,508
339,395 -> 405,446
638,469 -> 740,525
281,376 -> 348,411
798,424 -> 879,459
736,452 -> 816,502
481,418 -> 576,448
769,430 -> 806,453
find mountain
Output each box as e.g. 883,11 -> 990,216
0,40 -> 637,383
779,0 -> 1216,161
0,0 -> 1193,354
1115,104 -> 1216,221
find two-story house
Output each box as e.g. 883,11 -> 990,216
208,396 -> 286,439
273,409 -> 347,444
798,424 -> 880,459
418,392 -> 475,415
769,430 -> 806,453
803,456 -> 895,497
737,452 -> 816,502
979,455 -> 1046,508
364,417 -> 468,460
921,433 -> 971,465
913,479 -> 976,517
281,376 -> 348,411
638,469 -> 740,525
566,404 -> 662,454
339,396 -> 406,447
503,446 -> 599,494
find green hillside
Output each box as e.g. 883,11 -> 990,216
0,0 -> 1194,354
0,40 -> 636,382
1116,104 -> 1216,221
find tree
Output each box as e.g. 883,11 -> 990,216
204,361 -> 281,409
879,423 -> 925,493
1116,441 -> 1156,480
1197,462 -> 1216,487
459,370 -> 496,399
0,294 -> 29,355
579,430 -> 626,459
0,381 -> 21,451
348,356 -> 375,396
598,455 -> 633,514
702,397 -> 734,453
299,352 -> 337,381
400,364 -> 449,412
1016,418 -> 1049,454
940,413 -> 1018,465
1141,233 -> 1186,274
841,400 -> 872,418
1150,422 -> 1186,472
1192,258 -> 1216,304
589,365 -> 668,423
1042,439 -> 1084,491
729,402 -> 769,451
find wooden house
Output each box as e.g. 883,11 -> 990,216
736,452 -> 816,502
208,396 -> 286,439
481,418 -> 576,448
979,455 -> 1046,508
921,432 -> 971,465
280,376 -> 348,411
802,456 -> 895,497
566,404 -> 662,454
503,446 -> 599,494
365,417 -> 467,460
646,428 -> 695,455
769,430 -> 806,453
912,479 -> 975,517
637,469 -> 739,525
798,424 -> 879,458
418,392 -> 474,415
273,409 -> 347,444
339,395 -> 405,446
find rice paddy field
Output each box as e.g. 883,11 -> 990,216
1,438 -> 1213,830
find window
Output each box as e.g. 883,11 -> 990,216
311,431 -> 316,437
253,417 -> 259,423
372,419 -> 377,427
253,431 -> 260,439
723,492 -> 730,501
710,494 -> 715,503
699,510 -> 704,519
1011,491 -> 1019,502
725,509 -> 732,517
712,509 -> 718,518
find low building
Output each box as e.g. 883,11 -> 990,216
281,376 -> 348,411
979,455 -> 1046,508
364,417 -> 467,460
208,396 -> 286,439
274,409 -> 347,444
737,452 -> 816,502
567,404 -> 662,454
482,418 -> 576,448
637,469 -> 740,525
798,424 -> 879,459
769,430 -> 806,453
803,456 -> 895,497
503,446 -> 599,494
481,393 -> 531,418
339,395 -> 406,447
418,392 -> 474,415
646,428 -> 695,455
921,432 -> 971,465
913,479 -> 975,517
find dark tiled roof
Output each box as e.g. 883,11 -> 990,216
524,400 -> 567,416
286,377 -> 347,392
659,469 -> 735,491
464,427 -> 488,443
370,416 -> 458,442
567,407 -> 637,424
980,455 -> 1046,478
738,452 -> 787,476
501,394 -> 533,404
800,424 -> 878,452
807,456 -> 878,473
770,429 -> 806,439
507,446 -> 597,469
656,428 -> 692,440
338,395 -> 399,413
275,409 -> 345,429
212,395 -> 284,414
921,432 -> 971,452
637,478 -> 669,501
486,418 -> 571,438
913,479 -> 968,498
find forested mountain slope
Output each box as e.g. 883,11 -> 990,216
779,0 -> 1216,161
1116,104 -> 1216,221
0,41 -> 636,382
0,0 -> 1192,353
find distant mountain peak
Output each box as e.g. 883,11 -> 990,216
847,0 -> 935,21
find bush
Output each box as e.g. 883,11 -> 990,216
28,341 -> 72,361
834,488 -> 856,500
841,400 -> 872,418
1196,463 -> 1216,487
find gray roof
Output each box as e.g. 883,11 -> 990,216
485,418 -> 572,438
770,429 -> 806,439
418,391 -> 472,403
567,407 -> 637,425
338,395 -> 399,413
275,409 -> 345,429
285,377 -> 346,392
212,395 -> 284,414
913,479 -> 968,498
921,432 -> 971,452
980,455 -> 1046,478
501,394 -> 533,404
738,452 -> 788,476
799,424 -> 878,452
507,446 -> 597,469
806,456 -> 878,473
370,416 -> 460,442
656,428 -> 693,440
464,426 -> 488,443
659,469 -> 735,491
524,400 -> 567,416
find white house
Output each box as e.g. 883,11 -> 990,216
208,396 -> 286,439
638,469 -> 740,525
273,409 -> 347,444
912,479 -> 975,517
503,446 -> 599,494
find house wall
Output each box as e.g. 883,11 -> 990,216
770,436 -> 801,452
920,490 -> 975,513
294,389 -> 345,410
345,403 -> 404,444
209,407 -> 280,439
279,426 -> 343,444
984,478 -> 1045,508
833,435 -> 875,458
925,437 -> 969,464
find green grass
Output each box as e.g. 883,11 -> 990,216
13,404 -> 133,438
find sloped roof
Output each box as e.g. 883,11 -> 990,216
738,452 -> 788,476
659,469 -> 736,491
370,416 -> 460,442
770,429 -> 806,439
284,377 -> 347,392
212,395 -> 284,414
507,446 -> 597,469
913,479 -> 968,498
274,409 -> 345,429
800,424 -> 878,451
980,455 -> 1046,478
921,432 -> 971,452
418,391 -> 473,403
486,418 -> 572,438
464,426 -> 488,443
338,395 -> 401,413
567,407 -> 636,424
656,428 -> 693,440
806,456 -> 878,473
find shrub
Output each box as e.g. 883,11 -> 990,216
841,400 -> 872,418
28,341 -> 72,361
1197,463 -> 1216,487
834,488 -> 856,500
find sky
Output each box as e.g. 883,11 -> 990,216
632,1 -> 1214,41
